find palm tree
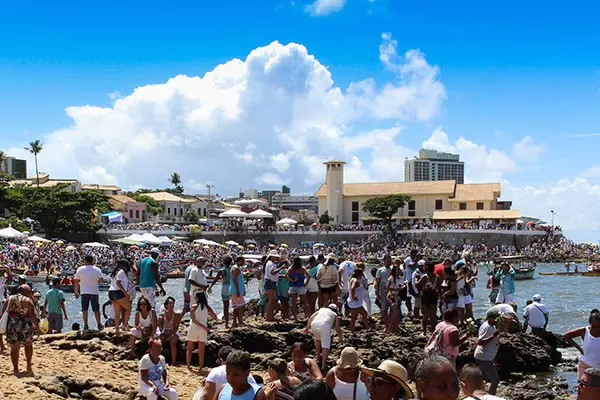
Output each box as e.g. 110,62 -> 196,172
25,140 -> 43,187
169,172 -> 181,188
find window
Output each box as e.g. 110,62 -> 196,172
129,210 -> 133,218
180,208 -> 183,216
435,199 -> 443,210
352,201 -> 359,224
408,211 -> 416,217
459,203 -> 467,210
476,202 -> 484,210
167,207 -> 171,215
135,210 -> 140,218
408,200 -> 416,210
142,210 -> 146,220
203,209 -> 207,217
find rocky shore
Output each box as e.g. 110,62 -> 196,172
0,315 -> 575,400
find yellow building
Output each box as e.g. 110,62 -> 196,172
315,160 -> 519,225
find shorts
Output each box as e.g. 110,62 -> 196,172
140,287 -> 156,309
464,294 -> 473,305
277,292 -> 289,302
311,323 -> 332,349
444,298 -> 458,311
340,291 -> 349,306
48,312 -> 63,331
319,286 -> 337,295
108,290 -> 126,301
131,326 -> 160,339
378,292 -> 390,313
457,295 -> 466,309
187,325 -> 207,342
289,286 -> 306,296
495,292 -> 515,304
306,278 -> 319,293
264,280 -> 277,291
221,286 -> 230,302
81,294 -> 100,312
413,294 -> 422,308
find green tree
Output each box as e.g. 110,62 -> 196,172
3,184 -> 109,236
0,217 -> 28,231
319,211 -> 332,225
362,194 -> 411,232
130,193 -> 164,215
25,140 -> 43,187
169,172 -> 184,194
183,210 -> 198,222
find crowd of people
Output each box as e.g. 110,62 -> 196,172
0,234 -> 599,399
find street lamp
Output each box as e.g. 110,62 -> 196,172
550,210 -> 556,227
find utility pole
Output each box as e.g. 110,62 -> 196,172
550,210 -> 556,227
206,184 -> 214,198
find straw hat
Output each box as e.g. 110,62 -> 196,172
267,250 -> 280,258
337,347 -> 363,369
361,360 -> 414,398
324,252 -> 337,264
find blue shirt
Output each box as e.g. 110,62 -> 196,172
500,268 -> 516,295
218,383 -> 261,400
229,266 -> 245,296
139,257 -> 157,289
44,288 -> 64,314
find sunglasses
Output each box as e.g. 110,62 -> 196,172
579,379 -> 600,388
367,376 -> 397,387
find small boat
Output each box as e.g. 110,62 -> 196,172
539,271 -> 584,276
583,271 -> 600,277
57,283 -> 111,293
493,256 -> 537,280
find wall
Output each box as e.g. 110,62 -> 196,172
450,200 -> 493,210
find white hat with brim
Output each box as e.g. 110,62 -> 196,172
361,360 -> 414,398
267,250 -> 280,258
324,252 -> 337,263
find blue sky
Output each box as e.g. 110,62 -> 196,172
1,0 -> 600,240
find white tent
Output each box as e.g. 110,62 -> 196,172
193,238 -> 221,246
125,233 -> 145,242
26,235 -> 51,243
234,199 -> 263,206
82,242 -> 110,248
225,240 -> 239,246
0,226 -> 27,239
276,218 -> 298,226
140,233 -> 163,245
219,209 -> 248,218
157,236 -> 173,245
248,209 -> 273,218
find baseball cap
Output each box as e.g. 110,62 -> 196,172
150,247 -> 160,254
328,304 -> 339,314
532,294 -> 542,302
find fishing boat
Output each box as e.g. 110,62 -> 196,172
493,256 -> 537,280
58,283 -> 111,293
539,271 -> 584,276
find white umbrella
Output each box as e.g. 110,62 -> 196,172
26,235 -> 51,243
193,238 -> 220,246
82,242 -> 110,248
276,218 -> 297,226
225,240 -> 239,246
0,226 -> 27,239
157,236 -> 173,245
248,209 -> 273,218
219,209 -> 248,218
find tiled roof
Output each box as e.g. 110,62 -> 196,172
432,210 -> 520,220
315,180 -> 457,197
144,192 -> 197,203
82,184 -> 122,191
448,183 -> 501,202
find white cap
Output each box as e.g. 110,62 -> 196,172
150,247 -> 160,254
532,294 -> 542,302
417,260 -> 426,266
267,250 -> 280,258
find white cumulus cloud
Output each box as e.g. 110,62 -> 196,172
305,0 -> 347,16
512,135 -> 546,162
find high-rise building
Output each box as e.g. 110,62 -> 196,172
1,156 -> 27,179
271,193 -> 319,213
405,149 -> 464,184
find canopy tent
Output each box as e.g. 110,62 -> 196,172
82,242 -> 110,248
225,240 -> 239,246
276,218 -> 297,226
219,209 -> 248,218
193,238 -> 221,246
26,235 -> 51,243
140,233 -> 163,245
124,233 -> 145,242
112,237 -> 143,245
0,226 -> 27,239
248,209 -> 273,218
101,211 -> 124,224
157,236 -> 173,245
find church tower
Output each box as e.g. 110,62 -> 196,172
324,160 -> 345,224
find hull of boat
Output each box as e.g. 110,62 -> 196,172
514,270 -> 536,280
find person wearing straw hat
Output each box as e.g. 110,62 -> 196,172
305,304 -> 342,370
361,360 -> 414,400
325,347 -> 369,400
316,253 -> 339,309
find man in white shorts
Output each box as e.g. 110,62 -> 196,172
495,262 -> 516,304
305,304 -> 342,370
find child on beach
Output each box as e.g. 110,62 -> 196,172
186,291 -> 217,371
130,297 -> 158,355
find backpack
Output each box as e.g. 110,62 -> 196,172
424,325 -> 452,359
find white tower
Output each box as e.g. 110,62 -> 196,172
324,160 -> 345,224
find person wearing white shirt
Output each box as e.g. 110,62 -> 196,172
523,294 -> 554,346
188,257 -> 209,298
74,255 -> 103,331
337,257 -> 355,314
264,251 -> 283,322
196,346 -> 257,400
404,250 -> 417,317
460,363 -> 505,400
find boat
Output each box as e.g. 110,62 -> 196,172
494,256 -> 537,280
583,271 -> 600,277
164,271 -> 216,283
57,283 -> 111,293
539,272 -> 584,276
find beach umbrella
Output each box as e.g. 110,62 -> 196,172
225,240 -> 239,246
65,245 -> 76,251
313,243 -> 325,247
26,235 -> 51,243
82,242 -> 110,248
219,209 -> 248,218
269,244 -> 277,249
276,218 -> 297,226
280,243 -> 288,248
0,226 -> 27,239
526,221 -> 535,226
56,240 -> 64,245
248,209 -> 273,219
247,244 -> 256,249
311,223 -> 319,227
